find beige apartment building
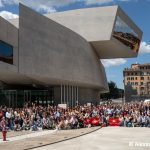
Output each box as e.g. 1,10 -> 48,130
124,63 -> 150,101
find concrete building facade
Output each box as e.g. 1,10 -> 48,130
0,4 -> 142,107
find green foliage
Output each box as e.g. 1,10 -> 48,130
101,81 -> 124,99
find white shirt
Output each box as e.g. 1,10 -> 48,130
6,112 -> 11,119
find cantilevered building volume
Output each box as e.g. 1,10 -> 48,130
0,4 -> 142,107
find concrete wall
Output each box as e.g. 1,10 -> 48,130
0,16 -> 33,85
78,88 -> 100,105
54,86 -> 61,105
9,5 -> 143,59
45,6 -> 142,59
53,86 -> 101,106
0,17 -> 18,71
45,6 -> 117,42
8,18 -> 19,28
0,17 -> 21,84
19,4 -> 108,91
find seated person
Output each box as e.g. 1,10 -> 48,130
42,116 -> 49,129
23,117 -> 31,130
14,116 -> 20,131
57,117 -> 65,130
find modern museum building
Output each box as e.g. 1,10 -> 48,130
0,4 -> 142,107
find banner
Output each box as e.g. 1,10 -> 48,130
108,117 -> 120,126
84,117 -> 100,126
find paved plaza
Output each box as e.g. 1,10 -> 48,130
0,127 -> 149,150
0,127 -> 100,150
0,129 -> 56,143
33,127 -> 150,150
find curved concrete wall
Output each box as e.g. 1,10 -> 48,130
19,4 -> 108,91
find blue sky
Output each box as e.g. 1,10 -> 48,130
0,0 -> 150,89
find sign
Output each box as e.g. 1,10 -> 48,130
58,104 -> 67,109
87,103 -> 91,106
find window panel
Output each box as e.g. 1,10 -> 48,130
113,16 -> 141,53
0,40 -> 13,64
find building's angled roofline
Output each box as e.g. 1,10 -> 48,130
45,4 -> 142,59
138,63 -> 150,66
124,63 -> 150,71
8,5 -> 119,28
7,3 -> 143,60
131,63 -> 150,66
46,5 -> 118,15
8,4 -> 143,37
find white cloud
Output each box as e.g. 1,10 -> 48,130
0,0 -> 134,13
101,41 -> 150,67
0,0 -> 81,13
102,58 -> 127,67
85,0 -> 113,5
139,41 -> 150,54
36,5 -> 56,13
0,11 -> 18,19
82,0 -> 132,5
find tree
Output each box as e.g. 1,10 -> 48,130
101,81 -> 124,99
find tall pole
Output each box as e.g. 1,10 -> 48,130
67,85 -> 68,105
61,84 -> 62,104
64,85 -> 65,104
72,86 -> 73,107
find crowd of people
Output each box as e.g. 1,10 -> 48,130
0,101 -> 150,132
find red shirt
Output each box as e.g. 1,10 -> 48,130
0,120 -> 6,131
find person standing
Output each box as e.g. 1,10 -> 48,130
0,117 -> 7,141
